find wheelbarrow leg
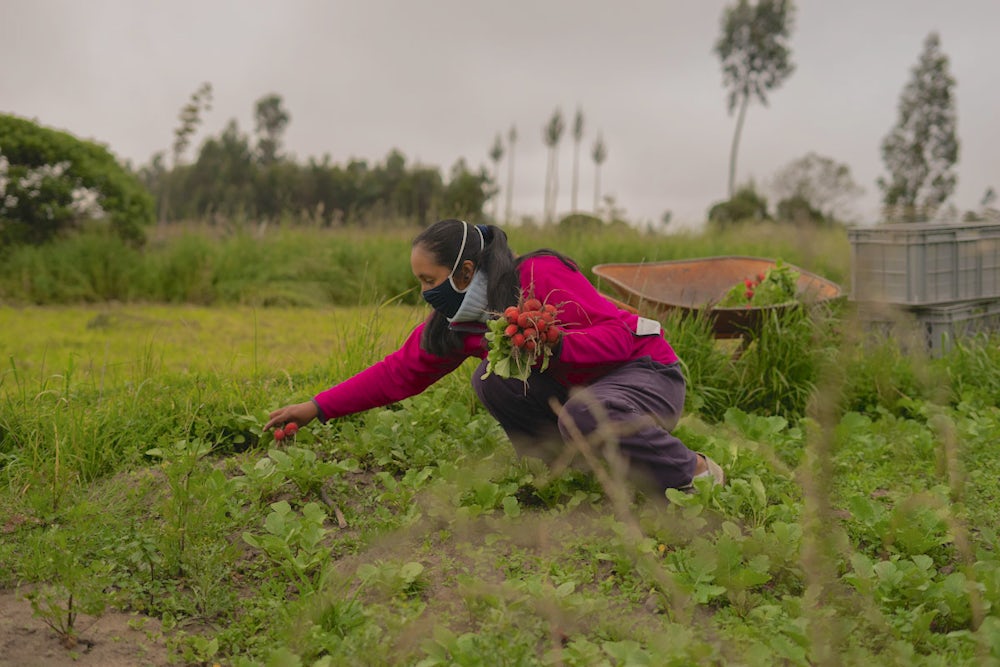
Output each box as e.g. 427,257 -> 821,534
731,334 -> 752,360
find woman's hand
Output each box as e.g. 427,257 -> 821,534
265,401 -> 319,432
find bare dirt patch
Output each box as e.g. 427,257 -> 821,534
0,590 -> 171,667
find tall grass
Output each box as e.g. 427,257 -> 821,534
0,220 -> 851,306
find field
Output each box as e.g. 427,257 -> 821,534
3,223 -> 1000,666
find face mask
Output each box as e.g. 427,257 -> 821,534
422,275 -> 468,319
421,222 -> 485,319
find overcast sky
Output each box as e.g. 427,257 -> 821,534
2,0 -> 997,229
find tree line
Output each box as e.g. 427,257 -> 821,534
137,90 -> 493,227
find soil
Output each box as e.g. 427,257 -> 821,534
0,590 -> 171,667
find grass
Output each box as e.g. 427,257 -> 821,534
2,299 -> 1000,665
0,303 -> 423,380
3,223 -> 1000,664
0,220 -> 852,306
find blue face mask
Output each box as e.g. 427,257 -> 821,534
421,222 -> 484,319
423,275 -> 468,319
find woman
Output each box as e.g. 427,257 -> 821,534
264,218 -> 723,495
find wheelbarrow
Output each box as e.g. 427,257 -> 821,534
592,256 -> 844,349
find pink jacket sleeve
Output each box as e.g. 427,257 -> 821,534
312,321 -> 471,421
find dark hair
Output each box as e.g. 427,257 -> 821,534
413,219 -> 520,356
515,248 -> 579,272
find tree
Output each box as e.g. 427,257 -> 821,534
877,32 -> 959,223
394,165 -> 444,226
164,82 -> 213,223
962,187 -> 999,223
488,133 -> 504,221
708,182 -> 770,226
570,107 -> 585,213
0,114 -> 154,246
254,93 -> 291,166
714,0 -> 795,198
185,119 -> 256,220
172,82 -> 213,169
542,108 -> 565,223
505,125 -> 517,223
770,151 -> 864,223
591,132 -> 607,215
442,159 -> 491,221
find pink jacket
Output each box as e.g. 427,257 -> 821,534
313,254 -> 679,421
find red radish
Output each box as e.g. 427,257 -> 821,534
504,306 -> 520,320
274,428 -> 286,441
504,323 -> 519,337
517,312 -> 532,328
525,339 -> 537,352
511,333 -> 526,348
524,298 -> 542,311
544,303 -> 557,314
285,422 -> 299,435
523,327 -> 537,340
546,326 -> 560,342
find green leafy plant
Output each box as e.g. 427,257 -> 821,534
357,560 -> 428,600
21,527 -> 112,648
145,438 -> 215,576
243,500 -> 332,596
718,260 -> 799,308
266,445 -> 359,498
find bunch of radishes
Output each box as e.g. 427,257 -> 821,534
482,297 -> 562,382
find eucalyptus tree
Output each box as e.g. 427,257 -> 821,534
172,82 -> 213,169
543,108 -> 565,223
878,32 -> 959,222
505,124 -> 517,223
488,133 -> 504,221
591,132 -> 607,215
570,107 -> 585,212
254,93 -> 291,165
714,0 -> 795,198
163,82 -> 213,223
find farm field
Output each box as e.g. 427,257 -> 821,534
2,298 -> 1000,666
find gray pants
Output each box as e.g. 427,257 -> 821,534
471,356 -> 698,493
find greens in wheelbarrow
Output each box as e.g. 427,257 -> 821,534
718,260 -> 799,308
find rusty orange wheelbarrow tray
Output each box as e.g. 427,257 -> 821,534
592,256 -> 844,342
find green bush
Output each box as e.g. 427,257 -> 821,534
707,185 -> 770,226
776,194 -> 826,225
0,114 -> 154,247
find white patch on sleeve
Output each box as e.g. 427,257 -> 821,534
635,317 -> 661,336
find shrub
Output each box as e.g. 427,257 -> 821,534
0,114 -> 154,247
707,185 -> 770,226
775,194 -> 826,225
